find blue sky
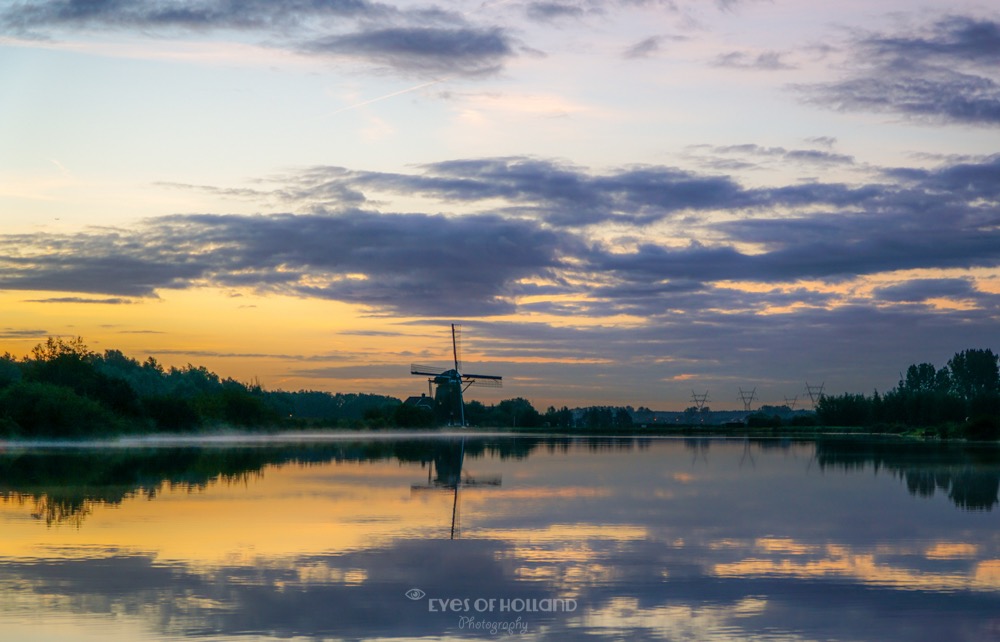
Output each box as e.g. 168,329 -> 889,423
1,0 -> 999,409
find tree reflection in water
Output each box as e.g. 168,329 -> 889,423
0,436 -> 997,527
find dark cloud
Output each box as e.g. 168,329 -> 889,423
302,26 -> 515,77
889,154 -> 1000,199
0,0 -> 515,77
278,157 -> 879,226
801,16 -> 1000,126
4,155 -> 1000,326
444,301 -> 1000,403
679,219 -> 1000,282
873,278 -> 979,303
864,16 -> 1000,66
0,211 -> 573,317
805,67 -> 1000,126
0,0 -> 389,34
311,157 -> 754,226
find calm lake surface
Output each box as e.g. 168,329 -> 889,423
0,433 -> 998,642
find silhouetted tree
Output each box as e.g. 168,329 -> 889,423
497,398 -> 543,428
544,406 -> 574,428
949,349 -> 999,402
816,393 -> 872,427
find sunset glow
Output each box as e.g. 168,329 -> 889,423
2,0 -> 999,409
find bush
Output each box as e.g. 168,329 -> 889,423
964,415 -> 999,440
0,381 -> 118,437
746,413 -> 782,428
143,395 -> 201,432
393,403 -> 435,428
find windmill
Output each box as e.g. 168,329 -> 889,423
410,324 -> 502,426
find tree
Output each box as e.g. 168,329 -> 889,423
544,406 -> 574,428
30,336 -> 93,362
948,349 -> 999,402
392,402 -> 435,428
0,352 -> 20,389
900,363 -> 951,394
497,398 -> 542,428
612,407 -> 634,429
816,393 -> 872,427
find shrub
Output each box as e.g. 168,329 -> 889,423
964,415 -> 999,441
143,395 -> 202,432
0,381 -> 118,437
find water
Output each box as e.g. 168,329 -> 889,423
0,434 -> 997,641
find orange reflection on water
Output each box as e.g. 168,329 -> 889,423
0,459 -> 463,566
712,540 -> 1000,593
925,541 -> 979,559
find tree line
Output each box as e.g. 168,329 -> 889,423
1,338 -> 996,438
0,337 -> 637,437
0,337 -> 400,437
815,348 -> 999,439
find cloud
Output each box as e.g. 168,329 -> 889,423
269,156 -> 880,227
801,16 -> 1000,126
623,36 -> 664,59
704,143 -> 855,168
0,328 -> 49,339
0,0 -> 390,35
713,50 -> 794,70
0,210 -> 574,317
872,278 -> 979,303
864,16 -> 1000,66
805,68 -> 1000,126
295,157 -> 754,226
3,155 -> 1000,327
0,0 -> 516,77
525,2 -> 588,22
301,26 -> 515,77
24,296 -> 137,304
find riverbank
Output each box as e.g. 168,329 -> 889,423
3,423 -> 996,447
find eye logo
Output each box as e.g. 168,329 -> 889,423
405,588 -> 426,601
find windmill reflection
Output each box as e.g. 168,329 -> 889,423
411,438 -> 501,539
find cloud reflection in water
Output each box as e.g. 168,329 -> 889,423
0,436 -> 996,641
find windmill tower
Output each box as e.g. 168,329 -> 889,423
411,324 -> 502,426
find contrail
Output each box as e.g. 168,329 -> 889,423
325,78 -> 448,117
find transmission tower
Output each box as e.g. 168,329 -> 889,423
784,395 -> 798,411
738,387 -> 757,412
690,390 -> 710,411
805,382 -> 825,408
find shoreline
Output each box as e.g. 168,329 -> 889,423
1,425 -> 993,448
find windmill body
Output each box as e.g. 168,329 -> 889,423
410,324 -> 502,426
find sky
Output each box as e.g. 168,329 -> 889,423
1,0 -> 999,411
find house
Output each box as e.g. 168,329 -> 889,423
402,393 -> 435,411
